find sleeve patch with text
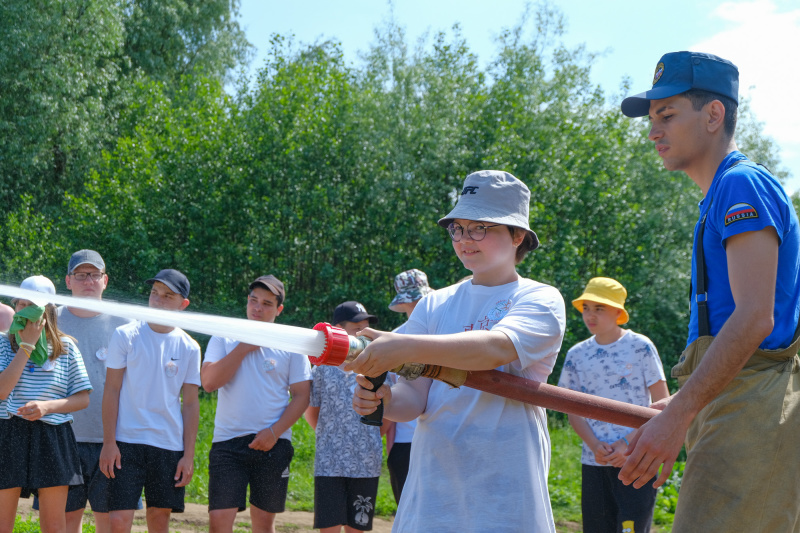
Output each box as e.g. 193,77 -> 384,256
724,203 -> 758,226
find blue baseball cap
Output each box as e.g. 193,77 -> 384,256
621,52 -> 739,118
146,269 -> 190,298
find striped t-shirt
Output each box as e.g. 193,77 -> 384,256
0,333 -> 92,425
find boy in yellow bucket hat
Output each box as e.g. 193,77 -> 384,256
558,277 -> 669,533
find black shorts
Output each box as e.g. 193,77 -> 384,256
313,476 -> 379,531
581,464 -> 657,533
0,417 -> 82,492
208,435 -> 293,513
33,442 -> 141,513
100,441 -> 185,513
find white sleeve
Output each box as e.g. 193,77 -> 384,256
493,285 -> 566,370
183,341 -> 202,386
288,352 -> 312,385
640,336 -> 667,386
203,336 -> 230,364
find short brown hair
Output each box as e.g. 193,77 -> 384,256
683,89 -> 738,139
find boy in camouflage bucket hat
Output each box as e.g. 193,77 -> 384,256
388,269 -> 433,312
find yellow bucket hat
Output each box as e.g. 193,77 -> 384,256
572,277 -> 629,325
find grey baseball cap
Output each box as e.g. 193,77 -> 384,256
68,249 -> 105,274
438,170 -> 539,250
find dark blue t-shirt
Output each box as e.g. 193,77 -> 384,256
688,151 -> 800,349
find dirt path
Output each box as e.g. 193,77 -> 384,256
16,498 -> 395,532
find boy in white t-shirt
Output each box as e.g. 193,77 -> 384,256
558,277 -> 669,533
99,269 -> 201,533
201,275 -> 311,533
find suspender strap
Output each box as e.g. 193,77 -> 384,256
695,209 -> 711,337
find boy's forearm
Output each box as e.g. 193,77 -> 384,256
102,369 -> 124,444
182,386 -> 200,458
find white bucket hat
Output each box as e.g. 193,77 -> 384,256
438,170 -> 539,250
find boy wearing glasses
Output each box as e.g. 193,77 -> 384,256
55,250 -> 134,533
201,275 -> 311,533
99,269 -> 201,533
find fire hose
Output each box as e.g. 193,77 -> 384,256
310,322 -> 659,428
0,285 -> 659,429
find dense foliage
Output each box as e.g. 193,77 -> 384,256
0,4 -> 790,387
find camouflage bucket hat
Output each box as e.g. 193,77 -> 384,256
389,269 -> 433,312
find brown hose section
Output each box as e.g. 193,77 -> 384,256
419,366 -> 658,429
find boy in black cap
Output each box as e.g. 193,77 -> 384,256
619,52 -> 800,532
201,275 -> 311,533
305,301 -> 383,533
99,269 -> 201,533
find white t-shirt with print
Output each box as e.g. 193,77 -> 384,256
558,330 -> 666,466
393,278 -> 566,533
204,336 -> 311,443
105,321 -> 201,451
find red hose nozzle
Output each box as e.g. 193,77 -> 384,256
309,322 -> 352,366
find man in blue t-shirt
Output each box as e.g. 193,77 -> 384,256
619,52 -> 800,532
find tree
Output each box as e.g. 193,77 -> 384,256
120,0 -> 252,86
0,0 -> 124,208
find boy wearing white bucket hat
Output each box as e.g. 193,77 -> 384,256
349,170 -> 566,532
558,277 -> 668,533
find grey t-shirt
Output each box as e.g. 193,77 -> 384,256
56,306 -> 132,442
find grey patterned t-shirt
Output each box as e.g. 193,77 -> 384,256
310,365 -> 382,477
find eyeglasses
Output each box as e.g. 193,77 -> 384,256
70,272 -> 105,282
447,222 -> 502,242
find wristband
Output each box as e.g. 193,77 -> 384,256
622,436 -> 629,446
19,346 -> 31,358
268,427 -> 277,441
19,342 -> 36,350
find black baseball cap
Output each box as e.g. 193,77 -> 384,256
621,51 -> 739,118
249,275 -> 285,304
146,269 -> 190,298
333,301 -> 378,326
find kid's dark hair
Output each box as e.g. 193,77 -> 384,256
683,88 -> 738,139
508,226 -> 537,265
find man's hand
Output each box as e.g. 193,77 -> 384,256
174,455 -> 194,487
99,442 -> 121,479
619,408 -> 689,488
249,427 -> 278,452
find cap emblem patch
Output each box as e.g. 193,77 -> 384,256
653,62 -> 665,86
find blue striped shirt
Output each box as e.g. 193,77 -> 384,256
0,333 -> 92,425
